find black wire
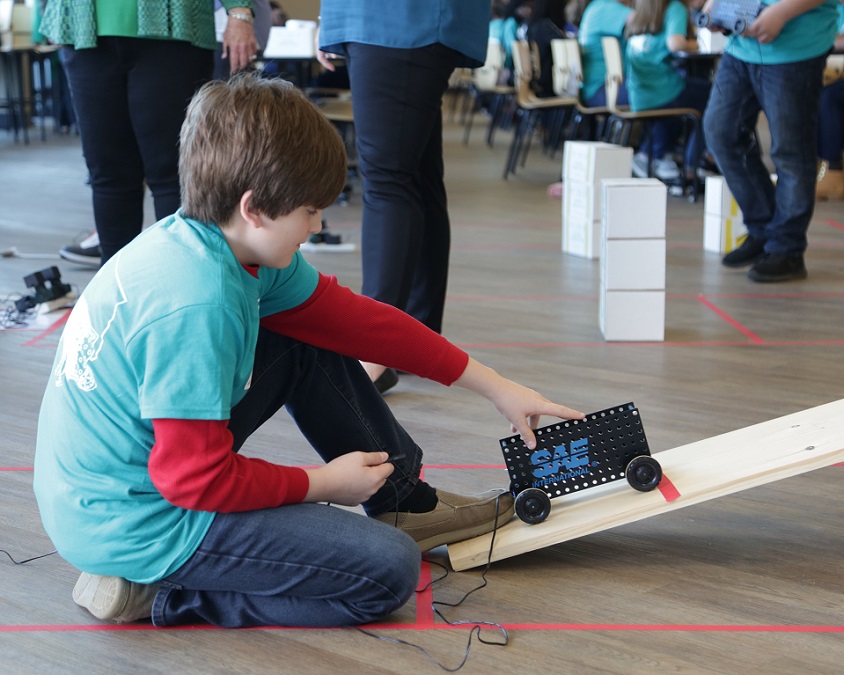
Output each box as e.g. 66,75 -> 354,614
0,548 -> 57,565
355,492 -> 510,671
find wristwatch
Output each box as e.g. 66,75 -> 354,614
228,10 -> 254,24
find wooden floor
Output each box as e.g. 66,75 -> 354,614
2,110 -> 843,673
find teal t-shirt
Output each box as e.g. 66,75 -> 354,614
625,0 -> 688,111
578,0 -> 633,101
725,0 -> 838,64
33,213 -> 318,583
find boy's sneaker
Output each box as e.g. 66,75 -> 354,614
653,158 -> 681,183
747,253 -> 807,283
72,572 -> 159,623
722,236 -> 764,268
375,488 -> 515,552
632,152 -> 649,178
59,231 -> 101,268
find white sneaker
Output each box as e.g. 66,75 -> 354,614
72,572 -> 159,622
632,152 -> 649,178
653,158 -> 681,183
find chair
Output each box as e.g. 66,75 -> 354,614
600,36 -> 702,200
504,39 -> 578,179
462,38 -> 515,147
550,38 -> 608,141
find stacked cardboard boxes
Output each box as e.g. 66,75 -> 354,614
599,178 -> 667,342
561,142 -> 633,259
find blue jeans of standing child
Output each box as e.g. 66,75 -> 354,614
703,52 -> 827,257
152,330 -> 423,628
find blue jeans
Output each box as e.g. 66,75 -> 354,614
647,77 -> 711,170
703,53 -> 827,256
153,330 -> 422,627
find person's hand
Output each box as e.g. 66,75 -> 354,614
223,9 -> 259,74
454,359 -> 584,450
304,452 -> 394,506
744,6 -> 787,43
490,378 -> 585,450
314,28 -> 339,72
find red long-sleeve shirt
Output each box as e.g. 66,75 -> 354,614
148,273 -> 469,512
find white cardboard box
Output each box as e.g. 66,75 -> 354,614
704,212 -> 747,254
703,176 -> 746,254
563,142 -> 632,183
562,216 -> 601,259
599,287 -> 665,342
704,176 -> 741,219
602,178 -> 667,239
563,177 -> 601,226
601,239 -> 666,291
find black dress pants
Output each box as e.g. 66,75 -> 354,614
345,42 -> 460,333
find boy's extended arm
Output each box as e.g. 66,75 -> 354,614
260,274 -> 469,385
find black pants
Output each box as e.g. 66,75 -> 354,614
227,329 -> 424,515
60,38 -> 213,263
345,42 -> 460,333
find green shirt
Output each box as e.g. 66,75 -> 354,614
41,0 -> 254,50
578,0 -> 633,101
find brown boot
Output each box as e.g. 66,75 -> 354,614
816,161 -> 844,201
375,489 -> 515,552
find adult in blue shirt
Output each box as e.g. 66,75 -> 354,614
703,0 -> 838,282
318,1 -> 490,391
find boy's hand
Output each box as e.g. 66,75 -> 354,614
304,452 -> 394,506
454,358 -> 585,450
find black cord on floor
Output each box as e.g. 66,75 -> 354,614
355,493 -> 509,671
1,548 -> 57,565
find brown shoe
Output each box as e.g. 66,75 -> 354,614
72,572 -> 159,622
375,488 -> 515,552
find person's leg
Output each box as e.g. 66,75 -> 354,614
753,54 -> 826,258
406,95 -> 451,333
227,329 -> 514,546
155,504 -> 421,627
704,54 -> 771,245
226,329 -> 424,513
666,77 -> 711,174
346,43 -> 460,325
818,80 -> 844,166
127,39 -> 213,226
59,39 -> 145,264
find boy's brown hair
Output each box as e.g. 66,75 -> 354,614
179,74 -> 347,226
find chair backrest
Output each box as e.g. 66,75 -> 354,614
475,37 -> 504,90
601,36 -> 624,113
550,38 -> 581,99
511,39 -> 535,104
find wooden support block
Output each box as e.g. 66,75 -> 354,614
447,398 -> 844,571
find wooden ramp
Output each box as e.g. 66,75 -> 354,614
448,398 -> 844,571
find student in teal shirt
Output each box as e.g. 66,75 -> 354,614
625,0 -> 712,183
704,0 -> 838,282
578,0 -> 634,107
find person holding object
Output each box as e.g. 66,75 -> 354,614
702,0 -> 838,281
41,0 -> 258,268
34,75 -> 584,628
